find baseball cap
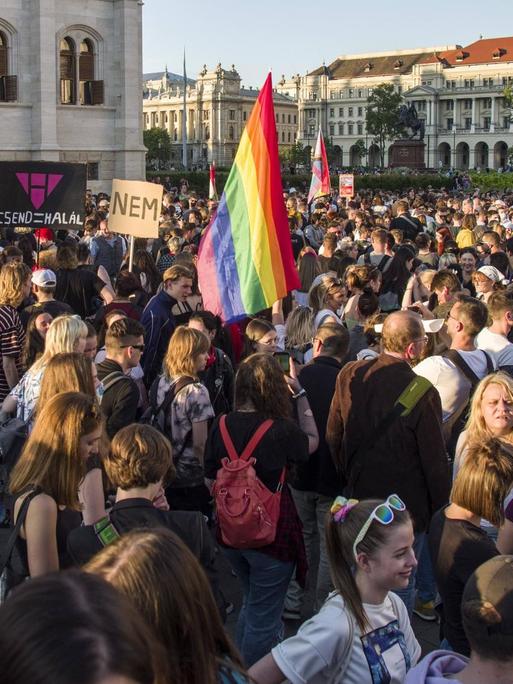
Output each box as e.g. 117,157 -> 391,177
462,555 -> 513,636
32,269 -> 57,287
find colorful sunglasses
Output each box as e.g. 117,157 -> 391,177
353,494 -> 406,560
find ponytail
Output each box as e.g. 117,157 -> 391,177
325,498 -> 411,633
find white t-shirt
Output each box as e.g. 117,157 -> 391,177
413,350 -> 494,423
272,592 -> 420,684
494,343 -> 513,369
476,327 -> 510,353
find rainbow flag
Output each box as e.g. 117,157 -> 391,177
208,162 -> 218,201
307,127 -> 331,204
197,73 -> 300,323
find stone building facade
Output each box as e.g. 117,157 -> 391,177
0,0 -> 145,191
296,37 -> 513,169
143,64 -> 298,168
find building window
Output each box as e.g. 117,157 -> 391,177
338,123 -> 344,135
463,99 -> 472,110
0,30 -> 17,102
204,125 -> 209,140
275,113 -> 279,122
330,108 -> 334,117
329,124 -> 334,135
483,116 -> 491,130
281,131 -> 285,142
348,123 -> 353,135
288,114 -> 291,123
464,79 -> 475,89
357,123 -> 363,134
348,106 -> 353,116
242,110 -> 246,121
288,131 -> 291,142
308,124 -> 315,135
357,89 -> 362,98
348,89 -> 353,98
483,98 -> 492,109
60,37 -> 76,104
86,162 -> 99,180
282,113 -> 285,123
483,78 -> 494,87
339,107 -> 344,116
504,116 -> 510,129
464,117 -> 472,129
229,109 -> 235,120
357,106 -> 363,116
447,118 -> 453,130
229,125 -> 234,140
445,100 -> 454,110
293,115 -> 297,124
203,110 -> 209,120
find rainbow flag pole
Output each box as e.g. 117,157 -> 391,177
197,73 -> 300,323
307,127 -> 331,204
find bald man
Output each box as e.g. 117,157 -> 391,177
327,310 -> 450,614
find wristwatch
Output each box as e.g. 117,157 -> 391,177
292,388 -> 307,400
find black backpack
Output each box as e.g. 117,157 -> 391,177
140,375 -> 195,455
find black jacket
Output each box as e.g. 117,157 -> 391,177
97,359 -> 140,439
288,355 -> 344,497
67,497 -> 226,620
390,213 -> 422,241
199,347 -> 234,416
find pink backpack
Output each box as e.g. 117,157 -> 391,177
213,415 -> 286,549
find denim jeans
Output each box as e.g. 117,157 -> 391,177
284,488 -> 333,614
416,533 -> 437,603
223,547 -> 294,667
393,532 -> 425,617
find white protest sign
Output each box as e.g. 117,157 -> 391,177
108,179 -> 163,238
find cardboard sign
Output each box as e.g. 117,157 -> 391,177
0,161 -> 86,228
339,173 -> 355,199
109,179 -> 163,238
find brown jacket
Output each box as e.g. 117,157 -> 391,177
326,353 -> 450,532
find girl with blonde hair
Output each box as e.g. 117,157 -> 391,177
0,262 -> 32,402
8,392 -> 103,579
309,275 -> 347,330
2,314 -> 88,421
156,325 -> 214,515
284,306 -> 314,364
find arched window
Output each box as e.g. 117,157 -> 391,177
60,37 -> 76,104
0,29 -> 17,102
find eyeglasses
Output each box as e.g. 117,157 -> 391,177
446,312 -> 460,324
353,494 -> 406,560
120,344 -> 145,351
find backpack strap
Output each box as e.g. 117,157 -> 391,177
219,415 -> 273,463
442,349 -> 481,388
155,375 -> 196,416
101,370 -> 130,393
93,515 -> 121,547
377,254 -> 391,271
0,487 -> 42,575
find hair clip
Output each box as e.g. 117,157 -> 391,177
330,496 -> 359,523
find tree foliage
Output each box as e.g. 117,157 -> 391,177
143,128 -> 171,167
365,84 -> 403,167
504,85 -> 513,122
279,141 -> 310,170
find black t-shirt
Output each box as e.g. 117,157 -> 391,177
55,268 -> 105,318
21,299 -> 74,328
204,412 -> 309,491
429,507 -> 499,655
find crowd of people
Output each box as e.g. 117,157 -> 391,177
1,180 -> 513,683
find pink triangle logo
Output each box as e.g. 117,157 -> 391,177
16,172 -> 64,210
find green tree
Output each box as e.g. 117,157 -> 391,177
279,141 -> 310,170
143,127 -> 171,169
352,139 -> 367,166
365,84 -> 403,168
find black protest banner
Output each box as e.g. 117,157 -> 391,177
0,161 -> 86,229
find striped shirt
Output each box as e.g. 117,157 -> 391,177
0,305 -> 25,401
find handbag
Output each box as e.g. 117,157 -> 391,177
0,487 -> 41,602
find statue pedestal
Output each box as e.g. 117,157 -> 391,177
389,140 -> 426,169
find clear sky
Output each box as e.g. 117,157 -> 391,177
143,0 -> 513,86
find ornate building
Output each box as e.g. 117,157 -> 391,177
0,0 -> 145,191
297,37 -> 513,169
143,64 -> 298,167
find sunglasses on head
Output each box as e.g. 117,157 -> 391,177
353,494 -> 406,560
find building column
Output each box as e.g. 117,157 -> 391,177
113,0 -> 146,179
490,97 -> 496,132
31,0 -> 59,159
471,98 -> 476,133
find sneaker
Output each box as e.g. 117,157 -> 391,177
413,599 -> 438,622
